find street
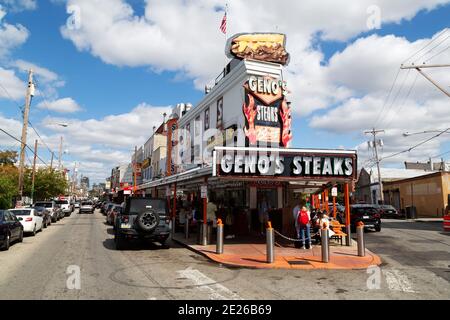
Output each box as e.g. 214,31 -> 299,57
0,210 -> 449,300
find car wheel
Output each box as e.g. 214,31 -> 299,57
115,234 -> 125,250
375,225 -> 381,232
1,234 -> 10,251
136,210 -> 159,232
32,225 -> 36,237
18,230 -> 24,243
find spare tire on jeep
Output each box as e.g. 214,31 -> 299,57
136,209 -> 159,232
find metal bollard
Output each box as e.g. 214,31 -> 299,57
266,222 -> 274,264
356,225 -> 365,257
201,223 -> 208,246
216,220 -> 224,254
345,225 -> 351,246
321,228 -> 329,263
185,214 -> 189,240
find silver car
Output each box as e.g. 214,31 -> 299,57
79,201 -> 94,214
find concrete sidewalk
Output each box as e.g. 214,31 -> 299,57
172,233 -> 382,270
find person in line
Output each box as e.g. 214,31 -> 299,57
206,196 -> 218,231
296,201 -> 311,249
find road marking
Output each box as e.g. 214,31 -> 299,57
177,267 -> 242,300
383,269 -> 416,293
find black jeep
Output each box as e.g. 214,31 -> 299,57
114,197 -> 171,250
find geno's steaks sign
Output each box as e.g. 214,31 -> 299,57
213,148 -> 357,181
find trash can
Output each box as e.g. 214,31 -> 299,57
406,206 -> 417,219
196,220 -> 213,245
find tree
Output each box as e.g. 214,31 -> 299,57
23,168 -> 68,201
0,165 -> 18,209
0,150 -> 18,165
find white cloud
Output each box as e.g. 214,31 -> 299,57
37,97 -> 82,113
2,0 -> 37,12
14,59 -> 61,84
0,6 -> 29,58
0,66 -> 25,100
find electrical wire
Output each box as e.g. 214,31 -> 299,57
373,68 -> 401,128
375,69 -> 411,128
380,128 -> 450,161
424,44 -> 450,63
413,34 -> 450,64
402,28 -> 448,64
383,72 -> 419,129
0,127 -> 49,166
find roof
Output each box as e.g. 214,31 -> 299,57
366,167 -> 435,182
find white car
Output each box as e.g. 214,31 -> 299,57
9,208 -> 43,236
79,201 -> 94,214
55,199 -> 72,215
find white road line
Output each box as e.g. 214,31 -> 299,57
177,267 -> 242,300
383,269 -> 416,293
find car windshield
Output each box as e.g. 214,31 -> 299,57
10,210 -> 32,216
55,200 -> 69,205
35,202 -> 52,208
128,199 -> 166,214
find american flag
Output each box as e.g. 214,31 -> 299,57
220,11 -> 227,34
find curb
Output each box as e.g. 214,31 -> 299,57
172,237 -> 382,270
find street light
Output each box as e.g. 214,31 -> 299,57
403,130 -> 450,137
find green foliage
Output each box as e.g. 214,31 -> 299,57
0,150 -> 18,165
23,168 -> 69,201
0,165 -> 18,209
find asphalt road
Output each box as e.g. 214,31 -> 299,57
0,211 -> 449,300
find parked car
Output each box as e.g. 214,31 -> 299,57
79,201 -> 95,214
101,202 -> 110,215
54,204 -> 65,220
34,201 -> 58,223
104,203 -> 115,218
114,197 -> 171,250
74,202 -> 80,209
0,210 -> 24,251
9,208 -> 44,236
34,206 -> 51,228
376,204 -> 401,219
107,205 -> 123,227
55,199 -> 72,217
350,205 -> 381,232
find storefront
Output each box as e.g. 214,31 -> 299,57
137,33 -> 358,243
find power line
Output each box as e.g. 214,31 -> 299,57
381,128 -> 450,161
0,127 -> 48,166
402,28 -> 448,64
375,69 -> 411,128
383,72 -> 419,129
373,68 -> 401,128
424,44 -> 450,63
413,33 -> 450,64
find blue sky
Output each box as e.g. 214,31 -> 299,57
1,0 -> 449,183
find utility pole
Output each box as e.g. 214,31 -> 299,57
58,136 -> 63,171
400,64 -> 450,98
18,70 -> 34,201
50,152 -> 54,170
31,139 -> 38,204
133,145 -> 137,195
365,128 -> 385,204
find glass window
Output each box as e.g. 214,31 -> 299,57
10,210 -> 31,216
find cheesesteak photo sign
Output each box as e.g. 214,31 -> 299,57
243,75 -> 292,147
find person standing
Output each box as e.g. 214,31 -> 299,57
296,201 -> 311,249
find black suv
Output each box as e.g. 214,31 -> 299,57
114,197 -> 171,249
350,205 -> 381,232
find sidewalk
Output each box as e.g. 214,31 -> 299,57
172,233 -> 381,270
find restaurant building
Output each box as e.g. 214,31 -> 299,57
137,33 -> 358,241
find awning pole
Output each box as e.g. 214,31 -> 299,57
344,183 -> 351,246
